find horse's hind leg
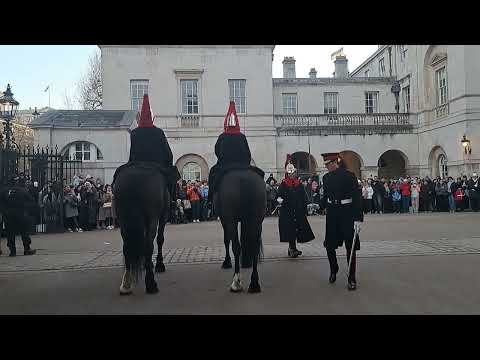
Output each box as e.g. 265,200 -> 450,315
155,220 -> 167,273
248,225 -> 262,294
229,222 -> 243,292
120,227 -> 133,295
221,218 -> 232,269
145,219 -> 159,294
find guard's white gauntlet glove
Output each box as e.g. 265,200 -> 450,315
277,197 -> 284,205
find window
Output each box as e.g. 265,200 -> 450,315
324,92 -> 338,114
379,58 -> 385,76
182,162 -> 201,182
365,92 -> 379,114
97,147 -> 104,160
439,154 -> 448,178
403,86 -> 411,113
181,80 -> 199,114
282,93 -> 297,114
364,69 -> 370,78
436,67 -> 448,106
130,80 -> 149,111
75,142 -> 90,161
229,80 -> 246,113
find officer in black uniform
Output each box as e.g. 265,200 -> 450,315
114,94 -> 180,200
0,178 -> 37,257
208,101 -> 263,205
321,153 -> 363,291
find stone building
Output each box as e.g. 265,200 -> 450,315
30,45 -> 480,184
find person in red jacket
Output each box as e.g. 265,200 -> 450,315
399,178 -> 411,213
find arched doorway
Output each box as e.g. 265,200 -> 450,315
175,154 -> 209,182
428,146 -> 448,178
339,150 -> 364,178
290,152 -> 317,178
377,150 -> 408,179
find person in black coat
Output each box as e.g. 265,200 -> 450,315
277,154 -> 315,258
468,173 -> 480,212
0,179 -> 37,256
208,101 -> 264,204
321,153 -> 363,291
115,94 -> 180,200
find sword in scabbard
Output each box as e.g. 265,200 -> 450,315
347,225 -> 359,280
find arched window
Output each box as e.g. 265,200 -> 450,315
182,162 -> 201,182
62,141 -> 103,162
438,154 -> 448,178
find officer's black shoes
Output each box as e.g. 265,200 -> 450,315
288,248 -> 302,258
9,248 -> 16,257
347,279 -> 357,291
24,248 -> 36,256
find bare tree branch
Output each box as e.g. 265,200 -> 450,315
76,51 -> 103,110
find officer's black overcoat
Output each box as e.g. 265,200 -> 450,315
277,180 -> 315,244
322,167 -> 363,251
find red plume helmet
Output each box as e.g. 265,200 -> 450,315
137,94 -> 155,128
223,101 -> 241,135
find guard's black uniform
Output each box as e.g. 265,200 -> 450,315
115,127 -> 180,198
322,167 -> 363,283
277,179 -> 315,247
208,133 -> 255,203
0,185 -> 37,256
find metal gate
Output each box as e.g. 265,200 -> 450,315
1,145 -> 83,233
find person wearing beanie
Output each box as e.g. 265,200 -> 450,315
207,101 -> 264,205
277,154 -> 315,258
321,153 -> 363,291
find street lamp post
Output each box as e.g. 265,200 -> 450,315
0,84 -> 20,184
0,84 -> 20,151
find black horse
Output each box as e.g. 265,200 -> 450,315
215,169 -> 266,293
113,164 -> 170,295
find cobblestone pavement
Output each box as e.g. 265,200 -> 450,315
1,212 -> 480,273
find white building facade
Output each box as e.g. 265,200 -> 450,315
31,45 -> 480,184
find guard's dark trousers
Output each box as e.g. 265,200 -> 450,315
4,215 -> 32,252
326,244 -> 356,281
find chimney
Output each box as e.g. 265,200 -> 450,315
309,68 -> 317,79
282,57 -> 296,78
334,55 -> 349,78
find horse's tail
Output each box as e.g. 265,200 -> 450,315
122,210 -> 146,282
240,220 -> 264,267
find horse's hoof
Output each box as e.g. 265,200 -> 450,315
222,258 -> 232,269
119,287 -> 133,296
146,283 -> 159,294
155,263 -> 166,273
230,286 -> 243,293
248,282 -> 261,294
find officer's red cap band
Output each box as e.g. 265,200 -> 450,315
137,94 -> 155,128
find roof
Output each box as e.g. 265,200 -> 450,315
30,110 -> 137,129
350,45 -> 388,76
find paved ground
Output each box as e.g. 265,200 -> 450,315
1,213 -> 480,314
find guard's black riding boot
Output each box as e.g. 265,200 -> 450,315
327,250 -> 339,283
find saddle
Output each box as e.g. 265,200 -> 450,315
214,165 -> 265,189
114,161 -> 180,185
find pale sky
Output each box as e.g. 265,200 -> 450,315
0,45 -> 378,111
